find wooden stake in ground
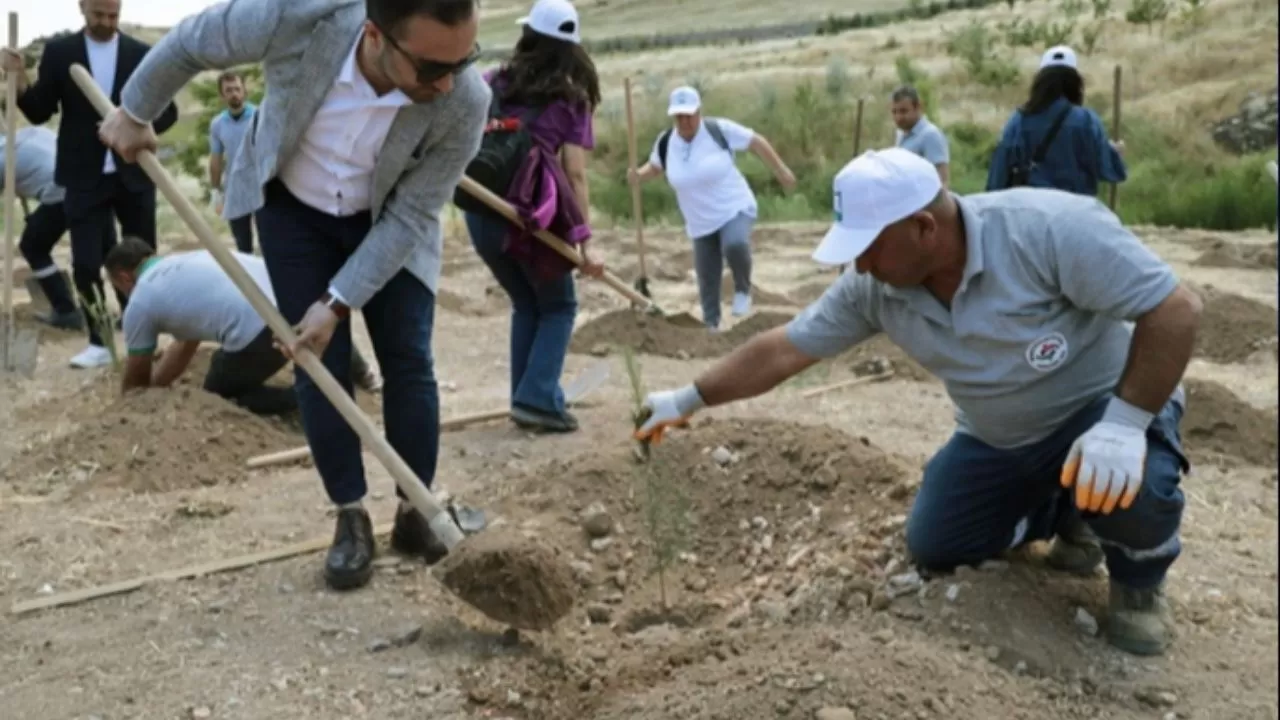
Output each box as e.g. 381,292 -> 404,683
69,64 -> 575,632
623,77 -> 651,299
1108,64 -> 1122,211
840,97 -> 865,276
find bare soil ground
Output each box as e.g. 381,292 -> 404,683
0,219 -> 1275,720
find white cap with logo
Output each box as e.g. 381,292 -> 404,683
517,0 -> 582,44
667,86 -> 701,116
1039,45 -> 1078,70
811,147 -> 943,266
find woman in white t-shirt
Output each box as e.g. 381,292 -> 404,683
629,86 -> 796,330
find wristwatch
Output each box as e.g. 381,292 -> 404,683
320,291 -> 350,320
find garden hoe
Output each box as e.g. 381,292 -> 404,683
1,12 -> 39,378
623,77 -> 651,300
72,64 -> 577,632
454,177 -> 703,327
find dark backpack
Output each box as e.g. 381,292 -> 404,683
453,92 -> 546,218
1004,105 -> 1073,189
657,117 -> 731,167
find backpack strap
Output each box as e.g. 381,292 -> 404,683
657,128 -> 672,167
704,118 -> 732,153
1030,105 -> 1073,162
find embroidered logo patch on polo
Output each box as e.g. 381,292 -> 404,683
1025,332 -> 1069,371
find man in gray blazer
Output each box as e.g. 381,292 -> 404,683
97,0 -> 490,591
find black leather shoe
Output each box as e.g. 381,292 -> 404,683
324,507 -> 375,591
390,504 -> 449,566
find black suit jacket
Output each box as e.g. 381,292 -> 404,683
16,30 -> 179,193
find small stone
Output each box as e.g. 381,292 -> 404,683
589,537 -> 615,553
815,708 -> 856,720
710,446 -> 734,466
1135,687 -> 1178,708
586,604 -> 613,623
506,689 -> 522,706
385,667 -> 409,679
190,707 -> 212,719
580,502 -> 614,538
612,570 -> 628,589
985,645 -> 1001,662
415,686 -> 434,698
367,638 -> 392,653
944,584 -> 960,602
751,516 -> 769,530
687,576 -> 709,593
1073,607 -> 1099,636
871,628 -> 894,644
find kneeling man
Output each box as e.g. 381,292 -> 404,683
635,148 -> 1200,656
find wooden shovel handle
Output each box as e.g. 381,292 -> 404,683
454,174 -> 657,311
623,77 -> 647,277
68,64 -> 465,549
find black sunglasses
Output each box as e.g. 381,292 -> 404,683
379,26 -> 481,85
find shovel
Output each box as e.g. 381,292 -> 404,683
623,77 -> 651,299
71,64 -> 577,632
1,12 -> 39,377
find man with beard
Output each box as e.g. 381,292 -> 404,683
96,0 -> 489,591
207,69 -> 258,253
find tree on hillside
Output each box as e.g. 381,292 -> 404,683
173,65 -> 266,197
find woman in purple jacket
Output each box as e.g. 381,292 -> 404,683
465,0 -> 604,433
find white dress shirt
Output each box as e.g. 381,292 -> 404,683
277,30 -> 411,218
85,32 -> 120,174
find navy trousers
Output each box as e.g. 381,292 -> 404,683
254,180 -> 440,505
905,393 -> 1189,589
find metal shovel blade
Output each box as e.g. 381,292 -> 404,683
565,358 -> 611,405
0,316 -> 39,377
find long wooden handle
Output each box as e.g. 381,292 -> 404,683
623,77 -> 647,278
69,64 -> 465,549
1107,64 -> 1122,211
4,13 -> 18,358
454,174 -> 656,310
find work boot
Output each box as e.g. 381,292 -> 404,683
324,507 -> 376,591
1106,579 -> 1174,656
511,403 -> 579,433
1046,514 -> 1104,576
35,309 -> 84,331
390,502 -> 449,565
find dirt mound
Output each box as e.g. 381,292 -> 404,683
436,287 -> 507,317
570,309 -> 793,359
459,418 -> 920,718
4,386 -> 299,495
1183,378 -> 1277,467
1193,238 -> 1277,270
437,529 -> 577,631
1192,285 -> 1276,363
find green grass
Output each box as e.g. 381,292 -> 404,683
587,74 -> 1278,232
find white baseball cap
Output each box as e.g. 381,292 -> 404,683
1039,45 -> 1078,70
812,147 -> 943,266
667,86 -> 701,116
517,0 -> 582,44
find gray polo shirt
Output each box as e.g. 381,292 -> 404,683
0,127 -> 65,205
208,103 -> 257,187
786,188 -> 1181,449
124,250 -> 275,356
895,115 -> 949,166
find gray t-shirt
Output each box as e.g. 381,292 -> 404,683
208,103 -> 257,188
0,127 -> 65,205
124,250 -> 275,356
786,188 -> 1180,449
895,115 -> 950,166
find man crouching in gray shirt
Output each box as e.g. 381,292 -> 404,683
634,148 -> 1202,658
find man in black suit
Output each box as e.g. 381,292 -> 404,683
2,0 -> 177,369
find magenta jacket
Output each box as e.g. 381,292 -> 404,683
503,142 -> 592,282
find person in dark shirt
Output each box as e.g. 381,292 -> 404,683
986,45 -> 1126,197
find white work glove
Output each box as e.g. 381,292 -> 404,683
209,189 -> 223,214
633,383 -> 705,445
1060,397 -> 1152,515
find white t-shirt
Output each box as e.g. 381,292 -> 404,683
649,117 -> 757,239
84,32 -> 120,174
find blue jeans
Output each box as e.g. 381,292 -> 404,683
255,180 -> 440,506
465,211 -> 577,417
905,393 -> 1190,589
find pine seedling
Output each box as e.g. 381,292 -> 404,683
622,347 -> 691,610
78,285 -> 121,371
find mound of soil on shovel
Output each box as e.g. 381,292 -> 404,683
437,529 -> 578,631
569,310 -> 793,359
4,386 -> 299,495
1191,285 -> 1277,364
1182,378 -> 1278,467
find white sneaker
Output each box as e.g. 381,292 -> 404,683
731,292 -> 752,317
70,344 -> 112,369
